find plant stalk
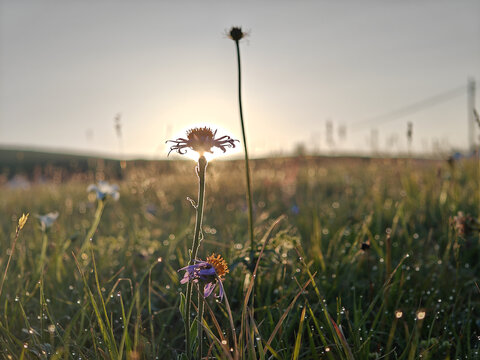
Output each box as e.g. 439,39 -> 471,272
0,223 -> 25,299
234,39 -> 255,266
38,231 -> 49,275
81,199 -> 105,252
185,155 -> 207,359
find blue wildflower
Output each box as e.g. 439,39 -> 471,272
87,181 -> 120,201
35,212 -> 59,231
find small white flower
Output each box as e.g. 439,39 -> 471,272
35,212 -> 59,231
87,181 -> 120,201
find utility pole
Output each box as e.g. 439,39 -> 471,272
468,78 -> 476,152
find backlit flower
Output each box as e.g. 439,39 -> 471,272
167,127 -> 238,157
179,253 -> 229,299
87,181 -> 120,201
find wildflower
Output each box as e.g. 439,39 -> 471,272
179,253 -> 229,299
167,127 -> 238,157
227,26 -> 247,41
87,181 -> 120,201
35,212 -> 59,231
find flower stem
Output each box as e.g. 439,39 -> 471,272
0,225 -> 24,299
234,39 -> 255,267
185,155 -> 207,359
81,199 -> 105,253
37,231 -> 48,275
197,287 -> 204,358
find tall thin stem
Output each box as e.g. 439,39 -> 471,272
0,223 -> 25,299
81,199 -> 105,253
184,155 -> 207,359
37,231 -> 49,275
234,39 -> 255,264
197,286 -> 204,358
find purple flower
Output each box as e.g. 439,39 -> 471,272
179,254 -> 229,300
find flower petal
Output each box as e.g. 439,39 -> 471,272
216,279 -> 225,301
180,272 -> 191,284
198,267 -> 216,277
203,282 -> 216,298
87,184 -> 98,192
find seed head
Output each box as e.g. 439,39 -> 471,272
228,26 -> 247,41
17,213 -> 29,231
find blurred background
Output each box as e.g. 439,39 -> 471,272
1,0 -> 479,160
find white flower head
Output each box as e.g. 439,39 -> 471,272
35,211 -> 59,231
87,181 -> 120,201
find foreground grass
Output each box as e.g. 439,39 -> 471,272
0,156 -> 478,359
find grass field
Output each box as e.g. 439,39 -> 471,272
0,155 -> 478,359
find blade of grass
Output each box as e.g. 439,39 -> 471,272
262,277 -> 312,354
292,303 -> 307,360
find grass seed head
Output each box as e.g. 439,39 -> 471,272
17,213 -> 29,231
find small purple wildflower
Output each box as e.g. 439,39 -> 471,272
179,254 -> 229,300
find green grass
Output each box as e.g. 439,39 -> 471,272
0,156 -> 478,359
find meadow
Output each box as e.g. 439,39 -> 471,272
0,155 -> 478,359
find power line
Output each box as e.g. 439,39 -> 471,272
351,85 -> 466,131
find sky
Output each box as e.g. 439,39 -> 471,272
0,0 -> 479,159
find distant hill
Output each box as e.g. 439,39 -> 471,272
1,146 -> 450,184
0,147 -> 128,179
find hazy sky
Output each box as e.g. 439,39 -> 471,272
1,0 -> 479,158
